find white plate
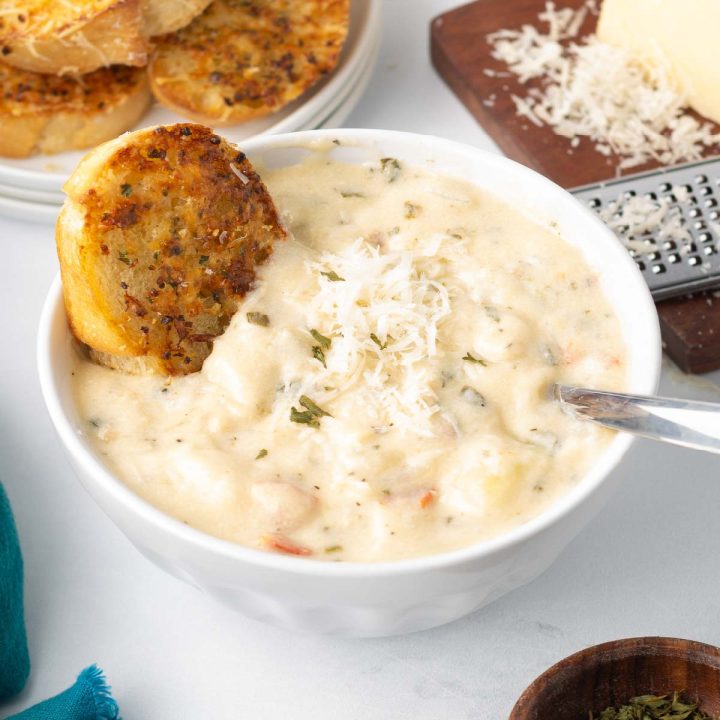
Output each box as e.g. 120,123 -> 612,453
312,36 -> 379,131
0,28 -> 379,221
0,0 -> 380,194
0,181 -> 65,204
301,34 -> 379,132
0,194 -> 59,224
0,40 -> 378,222
0,38 -> 379,222
0,24 -> 379,211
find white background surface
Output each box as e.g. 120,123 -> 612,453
2,1 -> 720,718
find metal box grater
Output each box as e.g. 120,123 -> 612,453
571,157 -> 720,301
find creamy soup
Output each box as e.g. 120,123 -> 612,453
73,153 -> 627,562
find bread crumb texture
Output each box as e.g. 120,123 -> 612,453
149,0 -> 350,124
0,62 -> 144,116
0,61 -> 150,157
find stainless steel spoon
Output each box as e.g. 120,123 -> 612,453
554,384 -> 720,454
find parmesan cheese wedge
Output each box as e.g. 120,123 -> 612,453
598,0 -> 720,125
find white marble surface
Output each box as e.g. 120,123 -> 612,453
2,1 -> 720,718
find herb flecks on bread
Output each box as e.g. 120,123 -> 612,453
57,123 -> 286,375
149,0 -> 350,125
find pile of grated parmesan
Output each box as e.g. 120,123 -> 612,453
487,1 -> 720,170
299,235 -> 463,437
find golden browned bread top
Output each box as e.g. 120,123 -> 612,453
0,0 -> 119,40
0,61 -> 145,116
59,123 -> 287,374
149,0 -> 350,124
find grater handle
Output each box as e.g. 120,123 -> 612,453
555,384 -> 720,455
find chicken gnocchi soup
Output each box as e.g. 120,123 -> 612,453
73,152 -> 627,562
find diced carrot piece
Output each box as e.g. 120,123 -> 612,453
262,534 -> 312,556
561,342 -> 583,366
419,490 -> 436,509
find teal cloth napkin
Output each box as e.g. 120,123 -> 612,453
5,667 -> 119,720
0,483 -> 120,719
0,483 -> 30,701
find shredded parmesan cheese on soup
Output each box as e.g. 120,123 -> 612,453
303,237 -> 458,436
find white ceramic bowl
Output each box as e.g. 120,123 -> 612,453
37,129 -> 662,637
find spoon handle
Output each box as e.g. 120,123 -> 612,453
554,384 -> 720,454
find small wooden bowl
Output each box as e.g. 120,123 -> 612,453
510,637 -> 720,719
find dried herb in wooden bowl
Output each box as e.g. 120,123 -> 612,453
590,692 -> 715,719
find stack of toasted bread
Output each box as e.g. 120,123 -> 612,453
0,0 -> 350,158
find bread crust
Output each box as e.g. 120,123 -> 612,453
148,0 -> 350,125
0,0 -> 212,74
57,123 -> 287,375
0,62 -> 150,158
144,0 -> 214,36
0,0 -> 147,75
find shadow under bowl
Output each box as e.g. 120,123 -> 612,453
510,637 -> 720,719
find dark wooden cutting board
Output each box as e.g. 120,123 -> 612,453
430,0 -> 720,373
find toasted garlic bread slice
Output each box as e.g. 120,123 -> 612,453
57,123 -> 286,375
0,62 -> 150,158
148,0 -> 350,125
0,0 -> 147,75
0,0 -> 212,75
